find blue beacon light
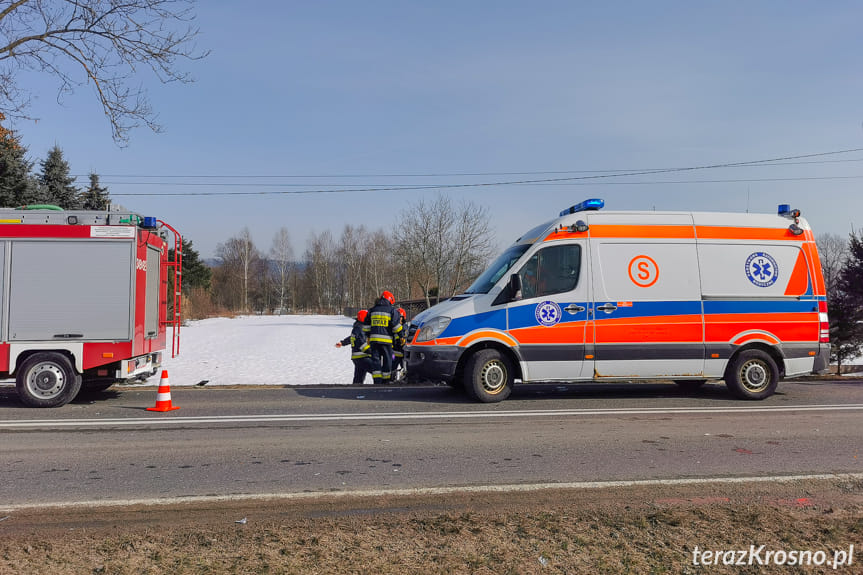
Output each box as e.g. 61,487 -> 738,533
560,198 -> 605,217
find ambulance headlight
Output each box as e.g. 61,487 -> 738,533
416,316 -> 451,342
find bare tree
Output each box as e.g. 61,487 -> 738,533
336,224 -> 364,310
216,228 -> 260,313
816,233 -> 848,296
269,227 -> 294,314
0,0 -> 207,145
444,199 -> 494,297
397,194 -> 453,307
397,194 -> 494,307
303,230 -> 338,313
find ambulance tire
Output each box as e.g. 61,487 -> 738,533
725,350 -> 779,400
464,349 -> 514,403
15,352 -> 82,408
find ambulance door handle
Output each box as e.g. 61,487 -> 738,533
597,303 -> 618,313
564,304 -> 585,314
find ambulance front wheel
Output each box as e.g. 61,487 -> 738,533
725,349 -> 779,400
464,349 -> 514,403
15,352 -> 83,408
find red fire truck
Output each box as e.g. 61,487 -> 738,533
0,206 -> 182,407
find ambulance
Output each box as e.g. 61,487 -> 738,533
405,199 -> 830,402
0,206 -> 182,407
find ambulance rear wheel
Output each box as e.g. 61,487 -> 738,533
16,352 -> 82,408
725,350 -> 778,400
464,349 -> 513,403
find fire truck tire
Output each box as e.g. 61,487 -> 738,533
464,349 -> 513,403
15,352 -> 82,408
725,349 -> 778,400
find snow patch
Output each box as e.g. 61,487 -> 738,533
161,314 -> 356,386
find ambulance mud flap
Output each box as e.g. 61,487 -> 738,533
812,345 -> 830,374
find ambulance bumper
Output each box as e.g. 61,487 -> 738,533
405,345 -> 461,383
812,344 -> 830,374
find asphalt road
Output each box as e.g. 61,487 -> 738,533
1,379 -> 861,508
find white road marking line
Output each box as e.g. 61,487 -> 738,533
2,404 -> 863,428
3,472 -> 862,512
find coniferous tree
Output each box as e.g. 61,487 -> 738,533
81,172 -> 110,210
829,231 -> 863,372
171,239 -> 212,291
0,113 -> 42,206
167,238 -> 212,320
39,145 -> 80,208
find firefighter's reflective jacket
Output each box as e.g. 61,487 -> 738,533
365,297 -> 403,345
393,318 -> 407,358
340,320 -> 371,359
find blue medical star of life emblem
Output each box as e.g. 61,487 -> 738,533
745,252 -> 779,288
535,301 -> 562,327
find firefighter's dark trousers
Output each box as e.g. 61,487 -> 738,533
351,357 -> 375,385
370,343 -> 393,383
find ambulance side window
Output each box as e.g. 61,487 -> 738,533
519,244 -> 581,298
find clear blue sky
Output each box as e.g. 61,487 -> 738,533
10,1 -> 863,258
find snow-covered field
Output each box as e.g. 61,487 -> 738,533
160,315 -> 862,386
161,315 -> 358,387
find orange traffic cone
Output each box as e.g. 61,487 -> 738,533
147,369 -> 180,412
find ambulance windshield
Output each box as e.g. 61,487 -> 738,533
463,244 -> 531,294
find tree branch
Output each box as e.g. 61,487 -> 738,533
0,0 -> 206,145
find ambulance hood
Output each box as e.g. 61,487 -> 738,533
411,295 -> 477,328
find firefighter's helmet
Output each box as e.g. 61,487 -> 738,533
357,309 -> 368,322
398,307 -> 406,319
382,290 -> 395,305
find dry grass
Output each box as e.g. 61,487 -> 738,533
2,480 -> 862,574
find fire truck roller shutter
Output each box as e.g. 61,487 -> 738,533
8,240 -> 133,341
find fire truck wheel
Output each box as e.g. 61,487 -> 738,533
16,352 -> 82,408
464,349 -> 513,403
725,349 -> 778,400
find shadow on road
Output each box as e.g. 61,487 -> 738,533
293,381 -> 762,404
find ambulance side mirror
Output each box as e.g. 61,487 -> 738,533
509,273 -> 523,302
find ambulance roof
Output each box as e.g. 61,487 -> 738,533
515,202 -> 812,245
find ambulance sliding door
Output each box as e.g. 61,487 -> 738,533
590,232 -> 704,378
506,240 -> 590,381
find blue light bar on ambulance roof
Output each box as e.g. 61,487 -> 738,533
777,204 -> 801,219
559,198 -> 604,217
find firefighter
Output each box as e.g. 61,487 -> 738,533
392,307 -> 408,381
335,309 -> 375,385
364,290 -> 403,384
